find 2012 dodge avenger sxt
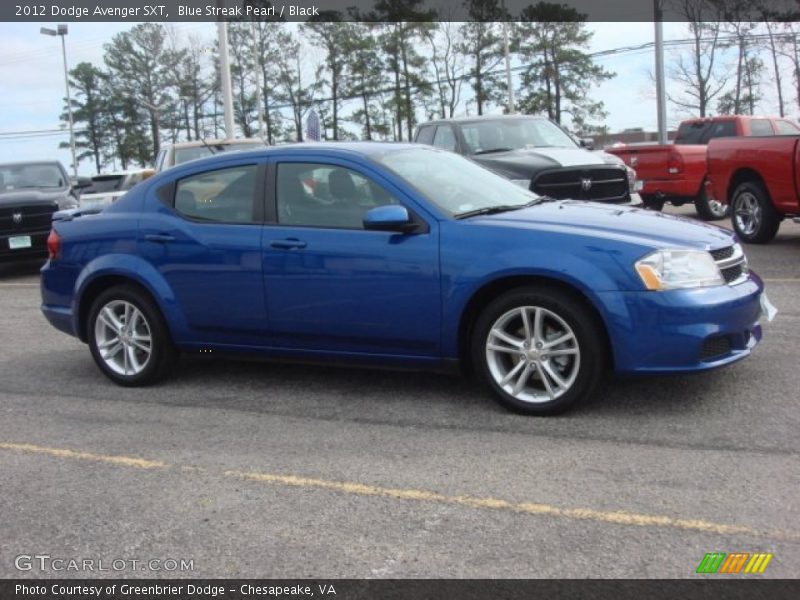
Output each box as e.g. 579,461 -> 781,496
40,143 -> 775,414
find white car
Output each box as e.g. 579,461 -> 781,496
154,138 -> 267,172
79,169 -> 154,210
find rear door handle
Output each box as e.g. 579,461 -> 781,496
145,233 -> 176,243
270,238 -> 307,250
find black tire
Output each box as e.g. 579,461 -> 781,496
640,194 -> 665,212
471,286 -> 606,416
87,284 -> 178,386
730,180 -> 781,244
694,181 -> 730,221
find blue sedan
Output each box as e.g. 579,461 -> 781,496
40,143 -> 772,415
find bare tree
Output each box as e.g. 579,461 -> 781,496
666,0 -> 727,117
425,22 -> 466,118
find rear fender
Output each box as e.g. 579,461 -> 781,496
73,254 -> 189,342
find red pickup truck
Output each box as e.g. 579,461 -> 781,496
606,116 -> 800,220
706,135 -> 800,243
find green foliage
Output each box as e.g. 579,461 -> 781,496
514,2 -> 614,129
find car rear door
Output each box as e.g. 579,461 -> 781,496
261,157 -> 441,358
138,159 -> 269,344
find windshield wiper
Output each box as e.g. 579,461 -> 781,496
473,147 -> 514,155
454,198 -> 545,219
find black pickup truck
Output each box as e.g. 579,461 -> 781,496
414,115 -> 641,205
0,161 -> 86,263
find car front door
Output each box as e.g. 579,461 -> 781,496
262,159 -> 441,358
138,161 -> 268,343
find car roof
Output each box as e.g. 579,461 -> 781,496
418,114 -> 550,127
167,138 -> 268,149
92,169 -> 154,177
0,160 -> 65,168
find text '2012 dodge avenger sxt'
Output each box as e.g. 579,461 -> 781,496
40,144 -> 775,415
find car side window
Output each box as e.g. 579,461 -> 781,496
416,126 -> 435,145
675,122 -> 707,144
749,119 -> 774,136
433,126 -> 458,152
700,121 -> 736,143
775,120 -> 800,135
173,165 -> 258,224
276,163 -> 399,229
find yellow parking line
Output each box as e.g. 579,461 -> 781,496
0,442 -> 167,469
2,441 -> 797,540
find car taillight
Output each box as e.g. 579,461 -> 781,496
667,151 -> 684,175
47,229 -> 61,260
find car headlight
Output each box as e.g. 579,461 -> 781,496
635,249 -> 724,290
510,179 -> 531,189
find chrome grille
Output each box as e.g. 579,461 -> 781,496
711,244 -> 748,286
532,166 -> 629,203
0,203 -> 58,235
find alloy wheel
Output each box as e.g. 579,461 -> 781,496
94,300 -> 153,376
485,305 -> 580,404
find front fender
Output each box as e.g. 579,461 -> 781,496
441,247 -> 627,359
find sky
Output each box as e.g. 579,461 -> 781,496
0,21 -> 788,176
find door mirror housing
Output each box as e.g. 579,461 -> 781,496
579,137 -> 595,150
363,205 -> 415,233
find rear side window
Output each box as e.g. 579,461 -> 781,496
700,121 -> 737,143
776,120 -> 800,135
416,126 -> 435,145
174,165 -> 258,224
749,119 -> 774,136
675,122 -> 707,144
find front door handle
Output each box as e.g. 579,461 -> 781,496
270,238 -> 307,250
145,233 -> 176,243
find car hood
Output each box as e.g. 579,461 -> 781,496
470,200 -> 734,250
0,188 -> 66,207
473,146 -> 609,177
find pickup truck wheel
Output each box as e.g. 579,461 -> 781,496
731,181 -> 780,244
694,183 -> 729,221
87,285 -> 177,386
640,194 -> 664,211
471,287 -> 605,416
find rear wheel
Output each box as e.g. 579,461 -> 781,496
694,181 -> 729,221
731,181 -> 780,244
87,285 -> 177,386
471,287 -> 606,415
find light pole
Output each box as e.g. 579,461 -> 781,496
502,0 -> 515,114
41,24 -> 77,177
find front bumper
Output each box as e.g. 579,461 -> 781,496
0,230 -> 48,263
599,274 -> 767,374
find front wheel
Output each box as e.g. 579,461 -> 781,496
731,181 -> 780,244
471,287 -> 606,415
694,182 -> 729,221
640,194 -> 665,212
87,285 -> 177,386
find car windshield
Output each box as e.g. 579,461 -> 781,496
174,141 -> 265,165
376,147 -> 541,217
461,118 -> 578,154
0,163 -> 67,191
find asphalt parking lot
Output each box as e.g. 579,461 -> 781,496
0,205 -> 798,579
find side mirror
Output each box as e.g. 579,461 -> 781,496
580,137 -> 595,151
363,205 -> 414,233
